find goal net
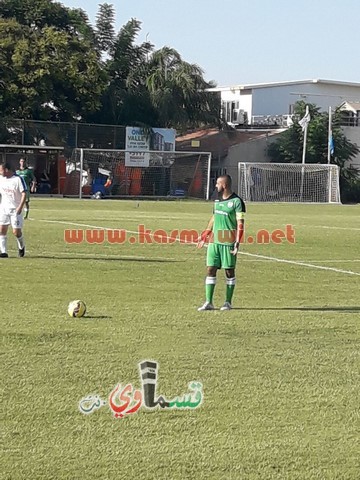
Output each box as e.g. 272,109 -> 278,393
64,149 -> 212,200
238,162 -> 341,203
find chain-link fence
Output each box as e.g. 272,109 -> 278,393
0,118 -> 126,158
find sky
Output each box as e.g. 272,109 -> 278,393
61,0 -> 359,87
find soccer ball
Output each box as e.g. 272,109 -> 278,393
68,300 -> 86,318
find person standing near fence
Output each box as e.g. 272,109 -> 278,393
16,158 -> 36,219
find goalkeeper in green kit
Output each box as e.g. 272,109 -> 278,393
16,158 -> 36,219
197,175 -> 245,311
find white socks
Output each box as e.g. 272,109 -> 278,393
0,235 -> 25,253
16,235 -> 25,249
0,235 -> 7,254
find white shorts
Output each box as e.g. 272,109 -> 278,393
0,210 -> 23,229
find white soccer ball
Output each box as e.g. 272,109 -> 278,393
68,300 -> 86,318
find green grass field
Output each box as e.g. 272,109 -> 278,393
2,198 -> 360,480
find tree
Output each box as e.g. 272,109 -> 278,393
0,1 -> 221,132
268,101 -> 360,197
0,0 -> 107,121
144,47 -> 220,130
0,0 -> 73,30
95,3 -> 115,54
91,18 -> 220,131
89,18 -> 156,126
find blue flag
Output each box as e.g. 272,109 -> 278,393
329,135 -> 334,155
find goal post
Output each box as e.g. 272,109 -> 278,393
64,149 -> 212,200
238,162 -> 341,203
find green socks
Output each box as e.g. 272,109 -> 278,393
226,277 -> 236,303
205,276 -> 216,303
205,276 -> 236,304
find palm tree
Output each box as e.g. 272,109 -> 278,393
145,47 -> 220,130
92,21 -> 220,130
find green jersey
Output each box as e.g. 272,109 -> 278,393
16,168 -> 35,190
212,193 -> 246,245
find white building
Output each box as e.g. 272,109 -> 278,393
208,79 -> 360,127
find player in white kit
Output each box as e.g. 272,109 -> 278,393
0,162 -> 27,258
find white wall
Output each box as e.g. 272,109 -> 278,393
220,89 -> 253,119
252,83 -> 360,116
239,93 -> 252,119
221,134 -> 280,193
218,82 -> 360,122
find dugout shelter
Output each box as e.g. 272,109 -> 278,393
0,144 -> 66,195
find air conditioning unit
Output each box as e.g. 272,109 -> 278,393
232,109 -> 245,125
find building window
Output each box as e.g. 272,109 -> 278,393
226,103 -> 231,123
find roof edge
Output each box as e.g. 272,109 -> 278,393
207,79 -> 360,92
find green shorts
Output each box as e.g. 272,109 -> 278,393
206,243 -> 237,269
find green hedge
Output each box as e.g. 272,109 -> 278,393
341,180 -> 360,203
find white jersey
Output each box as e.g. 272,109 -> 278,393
0,174 -> 27,213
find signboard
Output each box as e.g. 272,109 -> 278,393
125,127 -> 176,167
125,127 -> 150,167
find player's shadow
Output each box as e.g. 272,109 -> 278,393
232,306 -> 360,313
35,255 -> 179,263
83,315 -> 111,319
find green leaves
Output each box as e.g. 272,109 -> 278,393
0,1 -> 220,130
0,1 -> 106,120
95,3 -> 115,54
